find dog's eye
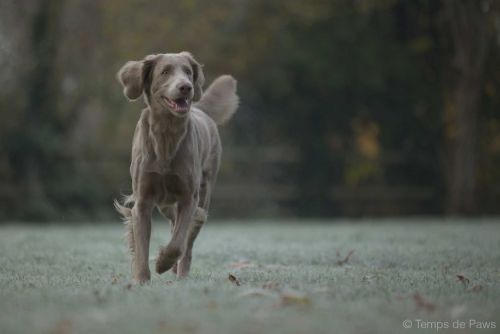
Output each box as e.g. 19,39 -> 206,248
161,66 -> 171,75
184,68 -> 192,76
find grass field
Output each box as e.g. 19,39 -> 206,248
0,220 -> 499,334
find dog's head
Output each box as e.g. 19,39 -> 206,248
117,52 -> 205,117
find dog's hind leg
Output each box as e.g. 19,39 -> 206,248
158,203 -> 177,231
131,199 -> 154,284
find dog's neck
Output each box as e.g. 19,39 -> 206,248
146,103 -> 189,173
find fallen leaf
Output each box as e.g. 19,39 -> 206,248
158,320 -> 168,331
468,285 -> 484,293
413,292 -> 436,311
125,283 -> 133,290
312,287 -> 334,294
49,320 -> 73,334
239,288 -> 273,298
280,290 -> 311,306
111,274 -> 120,285
228,273 -> 241,286
361,274 -> 375,283
456,274 -> 470,288
228,260 -> 255,269
336,250 -> 354,266
262,281 -> 280,290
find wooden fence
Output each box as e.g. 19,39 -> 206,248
0,145 -> 439,218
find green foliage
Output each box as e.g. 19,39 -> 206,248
0,0 -> 498,219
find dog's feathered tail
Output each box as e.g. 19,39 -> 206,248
113,195 -> 136,256
194,75 -> 239,125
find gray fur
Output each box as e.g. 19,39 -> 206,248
114,52 -> 238,283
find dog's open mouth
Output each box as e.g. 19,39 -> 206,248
163,96 -> 190,113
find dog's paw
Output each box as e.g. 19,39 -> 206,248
156,246 -> 181,274
176,254 -> 192,279
133,269 -> 151,285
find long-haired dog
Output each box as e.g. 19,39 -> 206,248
114,52 -> 238,283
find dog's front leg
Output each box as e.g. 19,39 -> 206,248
156,196 -> 197,275
131,199 -> 153,284
177,207 -> 207,278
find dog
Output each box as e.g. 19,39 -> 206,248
114,52 -> 238,283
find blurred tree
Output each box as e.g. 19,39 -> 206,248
6,0 -> 65,219
0,0 -> 499,220
442,0 -> 498,214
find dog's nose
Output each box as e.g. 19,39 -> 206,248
178,83 -> 192,95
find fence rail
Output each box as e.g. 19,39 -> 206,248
0,145 -> 441,217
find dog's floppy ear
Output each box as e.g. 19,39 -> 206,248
117,60 -> 144,101
180,51 -> 205,101
117,55 -> 157,101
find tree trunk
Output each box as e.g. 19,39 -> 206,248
448,72 -> 481,214
22,0 -> 64,219
443,0 -> 495,215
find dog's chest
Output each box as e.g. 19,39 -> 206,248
162,173 -> 184,202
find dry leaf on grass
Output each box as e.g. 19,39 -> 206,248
228,273 -> 241,286
228,260 -> 255,269
361,274 -> 376,283
238,288 -> 273,298
158,320 -> 168,331
413,292 -> 436,311
336,250 -> 354,266
262,281 -> 280,290
111,274 -> 121,285
312,287 -> 334,294
456,274 -> 470,288
165,280 -> 174,286
49,319 -> 73,334
279,290 -> 311,306
468,285 -> 484,293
